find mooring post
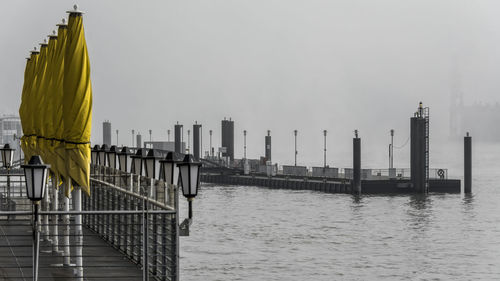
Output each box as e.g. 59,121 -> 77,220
353,130 -> 361,195
464,132 -> 472,193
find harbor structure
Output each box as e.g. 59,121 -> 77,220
193,122 -> 202,160
265,130 -> 271,162
102,120 -> 111,146
201,102 -> 462,195
221,118 -> 234,161
136,133 -> 142,148
174,122 -> 183,154
410,102 -> 429,193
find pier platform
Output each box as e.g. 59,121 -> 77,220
201,173 -> 461,194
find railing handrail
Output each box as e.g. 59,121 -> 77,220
90,177 -> 175,211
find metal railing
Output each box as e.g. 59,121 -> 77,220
0,164 -> 180,281
86,164 -> 179,280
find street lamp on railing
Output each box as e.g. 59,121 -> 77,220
130,148 -> 144,176
117,147 -> 132,173
160,152 -> 179,186
91,144 -> 100,166
178,154 -> 201,219
21,155 -> 50,281
1,143 -> 14,168
1,144 -> 15,201
144,149 -> 159,179
106,146 -> 118,170
99,144 -> 108,167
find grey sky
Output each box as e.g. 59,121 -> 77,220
1,0 -> 499,169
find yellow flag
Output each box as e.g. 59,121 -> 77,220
19,56 -> 33,162
64,9 -> 92,195
31,41 -> 49,160
52,22 -> 69,181
22,49 -> 41,161
39,33 -> 59,174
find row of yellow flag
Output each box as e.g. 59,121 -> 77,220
19,6 -> 93,195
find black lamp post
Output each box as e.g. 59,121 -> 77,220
117,147 -> 132,173
1,143 -> 14,168
107,146 -> 118,185
160,152 -> 180,186
107,146 -> 118,170
99,144 -> 108,167
130,148 -> 144,176
21,155 -> 50,281
91,144 -> 99,165
144,149 -> 159,179
178,154 -> 201,219
1,144 -> 15,201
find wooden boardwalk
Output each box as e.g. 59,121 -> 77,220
0,219 -> 143,281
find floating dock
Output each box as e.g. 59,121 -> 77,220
200,172 -> 461,194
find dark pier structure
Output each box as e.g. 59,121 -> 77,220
201,103 -> 463,195
410,102 -> 429,193
265,130 -> 271,162
174,122 -> 183,154
221,118 -> 234,161
193,122 -> 202,160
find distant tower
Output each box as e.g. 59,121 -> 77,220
193,122 -> 202,160
449,61 -> 463,138
410,102 -> 429,193
136,133 -> 142,148
174,122 -> 183,154
265,130 -> 271,162
221,118 -> 234,161
103,121 -> 112,146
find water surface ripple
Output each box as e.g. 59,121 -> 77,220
180,148 -> 500,280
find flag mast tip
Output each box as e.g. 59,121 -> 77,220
67,4 -> 84,14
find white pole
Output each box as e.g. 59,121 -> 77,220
74,187 -> 83,280
43,178 -> 51,241
63,181 -> 71,265
51,175 -> 59,253
130,173 -> 133,192
150,179 -> 154,199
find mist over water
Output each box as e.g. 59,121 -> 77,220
2,1 -> 500,167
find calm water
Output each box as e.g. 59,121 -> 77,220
180,143 -> 500,280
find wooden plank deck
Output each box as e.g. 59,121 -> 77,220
0,220 -> 143,281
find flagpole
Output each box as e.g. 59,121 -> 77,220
63,181 -> 71,266
74,186 -> 83,280
51,174 -> 60,253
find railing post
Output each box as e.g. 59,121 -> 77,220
143,186 -> 149,281
162,212 -> 167,280
175,185 -> 179,281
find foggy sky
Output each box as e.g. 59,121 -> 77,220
1,0 -> 500,170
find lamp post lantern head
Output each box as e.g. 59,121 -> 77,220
107,145 -> 118,170
130,148 -> 144,176
1,144 -> 15,168
91,144 -> 100,165
178,154 -> 202,199
144,149 -> 159,179
117,146 -> 132,173
99,144 -> 109,167
22,155 -> 50,202
160,152 -> 180,186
